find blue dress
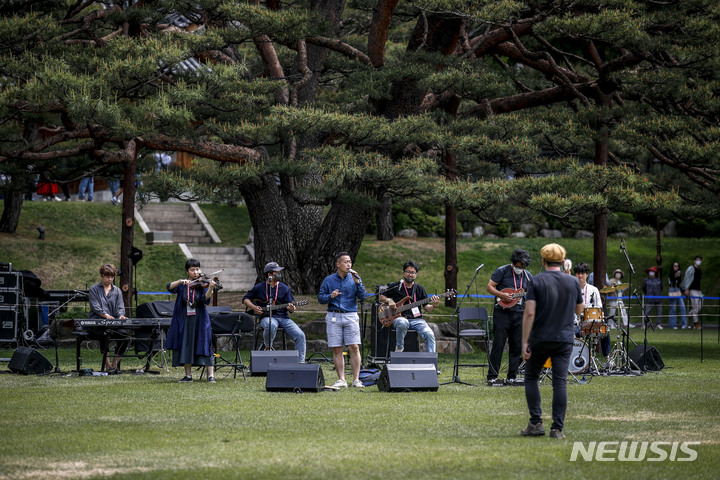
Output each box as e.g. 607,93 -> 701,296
166,282 -> 213,367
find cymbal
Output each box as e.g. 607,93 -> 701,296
599,283 -> 629,294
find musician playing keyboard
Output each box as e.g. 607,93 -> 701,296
486,249 -> 533,386
242,262 -> 306,363
87,263 -> 129,373
378,261 -> 439,354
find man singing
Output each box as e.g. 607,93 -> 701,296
521,243 -> 584,439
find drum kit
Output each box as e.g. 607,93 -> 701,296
543,282 -> 634,379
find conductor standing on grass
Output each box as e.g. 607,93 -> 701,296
521,243 -> 584,439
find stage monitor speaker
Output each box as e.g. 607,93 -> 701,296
266,364 -> 324,392
250,350 -> 298,376
629,345 -> 664,371
136,300 -> 174,318
8,346 -> 53,375
377,364 -> 439,392
390,351 -> 438,370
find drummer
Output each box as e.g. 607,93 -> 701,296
574,262 -> 610,357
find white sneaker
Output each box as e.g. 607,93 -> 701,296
331,378 -> 348,388
395,346 -> 404,352
351,379 -> 365,388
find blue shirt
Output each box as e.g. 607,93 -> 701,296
318,272 -> 367,312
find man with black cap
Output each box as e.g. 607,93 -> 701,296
243,262 -> 306,362
486,249 -> 533,385
521,243 -> 584,439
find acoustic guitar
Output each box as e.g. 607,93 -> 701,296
246,299 -> 308,315
377,289 -> 457,327
496,288 -> 525,309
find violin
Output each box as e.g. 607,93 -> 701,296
188,269 -> 224,291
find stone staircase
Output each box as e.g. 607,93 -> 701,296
136,203 -> 256,292
183,245 -> 257,292
137,203 -> 215,244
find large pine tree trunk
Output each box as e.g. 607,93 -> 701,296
376,194 -> 394,240
0,188 -> 23,233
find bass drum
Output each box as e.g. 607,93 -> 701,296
568,338 -> 590,374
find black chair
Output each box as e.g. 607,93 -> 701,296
211,312 -> 254,380
452,306 -> 490,375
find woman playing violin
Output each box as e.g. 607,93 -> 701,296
166,258 -> 217,383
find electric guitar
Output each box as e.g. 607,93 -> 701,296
246,299 -> 308,315
377,289 -> 456,327
496,288 -> 525,309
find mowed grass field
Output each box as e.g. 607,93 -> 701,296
1,329 -> 719,480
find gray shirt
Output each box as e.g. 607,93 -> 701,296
88,282 -> 126,319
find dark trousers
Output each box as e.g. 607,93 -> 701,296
524,341 -> 573,431
488,307 -> 523,380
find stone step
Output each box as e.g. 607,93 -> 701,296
141,213 -> 201,223
176,236 -> 212,244
191,247 -> 250,254
151,222 -> 204,231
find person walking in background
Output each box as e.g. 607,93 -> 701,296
681,256 -> 704,329
642,266 -> 663,329
521,243 -> 584,439
667,262 -> 688,329
318,252 -> 367,388
77,175 -> 94,201
166,258 -> 217,383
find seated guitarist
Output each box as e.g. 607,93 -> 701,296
242,262 -> 306,363
378,261 -> 439,354
486,249 -> 533,386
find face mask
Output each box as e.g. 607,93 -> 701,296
273,272 -> 283,282
404,276 -> 415,284
695,260 -> 702,267
615,273 -> 622,279
513,266 -> 524,275
648,272 -> 655,278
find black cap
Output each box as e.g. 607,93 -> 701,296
263,262 -> 284,273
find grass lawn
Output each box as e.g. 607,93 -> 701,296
1,329 -> 719,480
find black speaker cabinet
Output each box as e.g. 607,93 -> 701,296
136,300 -> 174,318
390,351 -> 438,370
250,350 -> 299,376
377,364 -> 439,392
8,346 -> 53,375
0,306 -> 18,342
0,290 -> 23,307
0,272 -> 21,290
629,345 -> 665,371
370,320 -> 419,360
266,364 -> 325,392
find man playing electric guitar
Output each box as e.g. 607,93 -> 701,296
378,261 -> 440,354
486,249 -> 533,386
242,262 -> 306,362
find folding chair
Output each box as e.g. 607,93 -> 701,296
454,306 -> 490,371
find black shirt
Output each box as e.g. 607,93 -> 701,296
490,264 -> 533,312
382,281 -> 429,319
526,270 -> 583,344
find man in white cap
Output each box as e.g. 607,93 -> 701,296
243,262 -> 306,362
521,243 -> 584,439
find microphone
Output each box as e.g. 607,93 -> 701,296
475,263 -> 485,272
350,269 -> 360,280
574,356 -> 584,367
620,239 -> 625,252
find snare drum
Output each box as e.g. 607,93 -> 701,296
580,307 -> 608,337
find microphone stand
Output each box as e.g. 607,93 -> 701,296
619,240 -> 635,366
633,291 -> 652,373
442,264 -> 483,386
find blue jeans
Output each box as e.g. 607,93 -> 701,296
108,179 -> 120,197
668,288 -> 687,328
78,176 -> 94,200
259,316 -> 306,362
394,317 -> 436,353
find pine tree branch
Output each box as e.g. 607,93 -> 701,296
138,135 -> 262,163
306,36 -> 372,66
648,145 -> 718,192
253,35 -> 289,105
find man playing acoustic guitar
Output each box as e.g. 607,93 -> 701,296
242,262 -> 306,363
378,261 -> 440,354
486,249 -> 533,386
